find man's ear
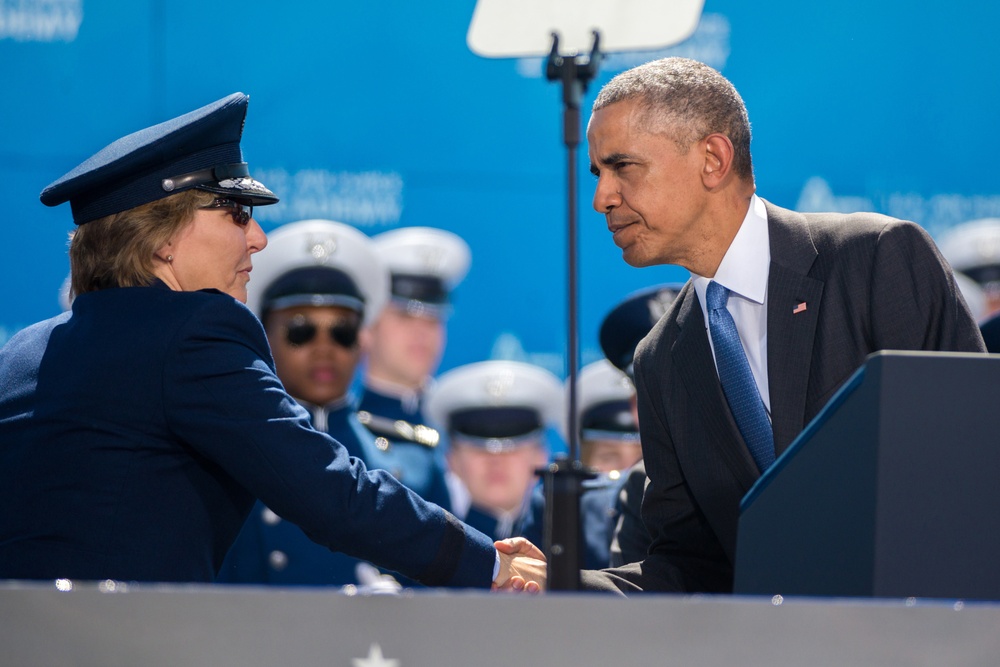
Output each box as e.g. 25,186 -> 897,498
701,133 -> 735,188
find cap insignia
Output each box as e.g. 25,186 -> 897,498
307,236 -> 338,264
485,369 -> 515,403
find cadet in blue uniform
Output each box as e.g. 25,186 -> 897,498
0,93 -> 545,588
425,361 -> 562,541
218,219 -> 399,586
576,360 -> 643,476
358,227 -> 471,511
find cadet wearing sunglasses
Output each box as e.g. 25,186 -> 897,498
268,309 -> 363,408
220,219 -> 407,586
282,313 -> 360,349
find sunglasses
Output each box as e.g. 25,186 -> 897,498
200,197 -> 253,226
284,314 -> 360,348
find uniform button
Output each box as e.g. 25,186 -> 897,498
268,550 -> 288,571
375,437 -> 390,452
261,507 -> 282,525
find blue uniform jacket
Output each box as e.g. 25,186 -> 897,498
0,284 -> 495,586
218,397 -> 397,586
358,385 -> 452,511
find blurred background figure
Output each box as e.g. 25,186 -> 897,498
979,312 -> 1000,353
358,227 -> 472,511
599,284 -> 685,379
220,219 -> 395,586
938,218 -> 1000,320
425,360 -> 562,541
953,273 -> 988,323
58,272 -> 73,312
575,360 -> 642,476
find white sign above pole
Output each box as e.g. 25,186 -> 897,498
467,0 -> 706,58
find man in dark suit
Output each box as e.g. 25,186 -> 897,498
564,57 -> 986,594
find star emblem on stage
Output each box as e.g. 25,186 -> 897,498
352,643 -> 400,667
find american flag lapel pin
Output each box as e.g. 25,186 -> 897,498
793,302 -> 807,314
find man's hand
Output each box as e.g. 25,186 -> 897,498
492,537 -> 547,593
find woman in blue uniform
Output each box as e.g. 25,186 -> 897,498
220,219 -> 401,586
0,93 -> 543,589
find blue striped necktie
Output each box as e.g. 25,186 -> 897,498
706,281 -> 775,473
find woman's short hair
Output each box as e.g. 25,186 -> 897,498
68,189 -> 217,297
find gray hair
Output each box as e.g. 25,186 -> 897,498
593,57 -> 753,180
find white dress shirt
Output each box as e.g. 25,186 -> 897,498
691,194 -> 772,414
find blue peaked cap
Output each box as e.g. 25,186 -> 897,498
599,283 -> 684,377
40,92 -> 278,225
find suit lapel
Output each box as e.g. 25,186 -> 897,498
763,201 -> 824,455
672,286 -> 760,487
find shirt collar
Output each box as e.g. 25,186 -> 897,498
297,392 -> 353,413
692,194 -> 770,305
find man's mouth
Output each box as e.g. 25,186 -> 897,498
609,220 -> 636,245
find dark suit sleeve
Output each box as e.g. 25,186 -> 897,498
609,461 -> 651,568
581,342 -> 733,595
868,221 -> 985,353
162,299 -> 496,588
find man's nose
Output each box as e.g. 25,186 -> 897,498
592,177 -> 621,213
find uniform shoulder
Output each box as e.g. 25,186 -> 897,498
0,312 -> 70,363
92,286 -> 268,353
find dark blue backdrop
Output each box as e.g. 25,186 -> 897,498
3,0 -> 997,377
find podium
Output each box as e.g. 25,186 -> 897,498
734,351 -> 1000,600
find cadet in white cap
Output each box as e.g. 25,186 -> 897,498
220,219 -> 400,586
937,218 -> 1000,319
425,360 -> 561,541
574,360 -> 642,475
358,227 -> 472,511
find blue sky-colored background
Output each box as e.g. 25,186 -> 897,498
3,0 -> 998,377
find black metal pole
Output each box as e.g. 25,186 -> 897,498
539,31 -> 601,591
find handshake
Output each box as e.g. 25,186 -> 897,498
492,537 -> 548,593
